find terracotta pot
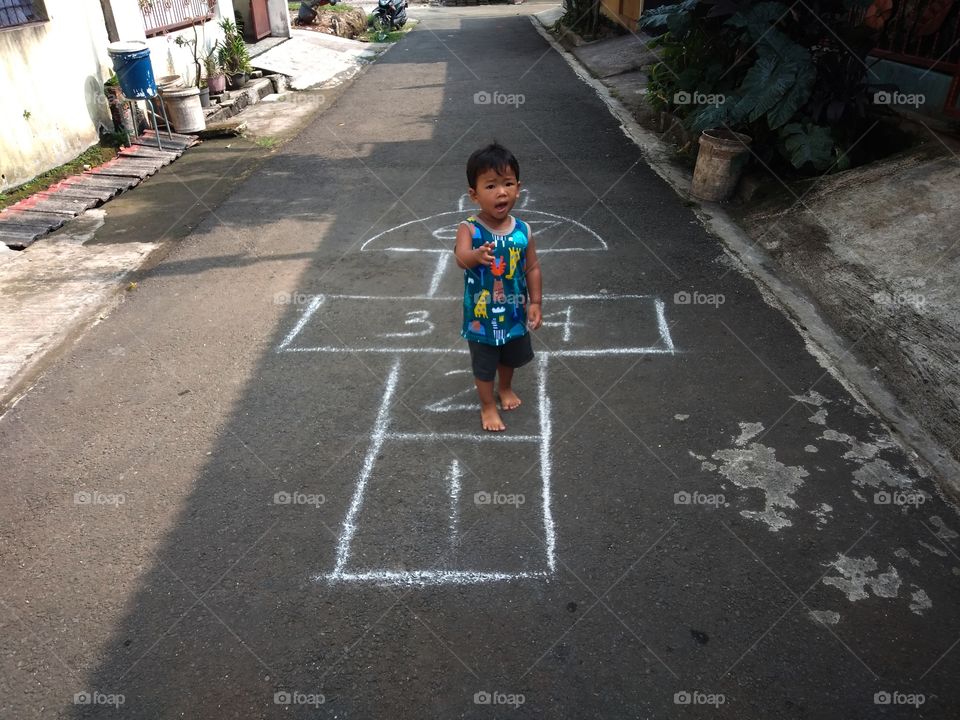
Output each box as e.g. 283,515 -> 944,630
691,128 -> 752,202
207,73 -> 226,95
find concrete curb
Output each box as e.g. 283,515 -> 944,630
529,12 -> 960,497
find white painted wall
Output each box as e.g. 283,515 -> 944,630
268,0 -> 291,39
0,0 -> 114,192
0,0 -> 238,192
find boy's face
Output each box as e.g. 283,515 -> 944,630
469,167 -> 521,222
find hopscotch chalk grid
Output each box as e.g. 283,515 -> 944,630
277,192 -> 678,586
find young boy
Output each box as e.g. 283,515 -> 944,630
454,143 -> 542,432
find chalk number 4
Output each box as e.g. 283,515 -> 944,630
540,305 -> 582,342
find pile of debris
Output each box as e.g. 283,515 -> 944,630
293,1 -> 368,39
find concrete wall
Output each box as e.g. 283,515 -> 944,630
0,0 -> 115,192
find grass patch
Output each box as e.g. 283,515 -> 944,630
290,2 -> 359,14
360,18 -> 413,43
253,136 -> 280,149
0,139 -> 122,211
361,27 -> 404,42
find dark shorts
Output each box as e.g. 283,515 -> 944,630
468,334 -> 535,381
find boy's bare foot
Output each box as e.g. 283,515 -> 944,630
498,388 -> 522,411
481,403 -> 506,432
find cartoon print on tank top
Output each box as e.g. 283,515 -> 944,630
461,216 -> 529,347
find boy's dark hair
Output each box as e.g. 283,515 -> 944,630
466,143 -> 520,189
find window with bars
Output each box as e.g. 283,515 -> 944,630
0,0 -> 47,30
139,0 -> 216,37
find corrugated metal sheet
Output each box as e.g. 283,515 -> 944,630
0,0 -> 38,29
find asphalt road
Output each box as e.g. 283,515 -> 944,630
2,5 -> 960,718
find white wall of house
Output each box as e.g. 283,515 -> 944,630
0,0 -> 239,193
268,0 -> 292,39
0,0 -> 115,192
110,0 -> 237,89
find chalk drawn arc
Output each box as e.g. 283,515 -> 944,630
359,210 -> 609,252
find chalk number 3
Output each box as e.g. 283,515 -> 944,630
378,310 -> 435,338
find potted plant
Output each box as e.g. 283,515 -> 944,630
205,47 -> 225,95
218,18 -> 252,90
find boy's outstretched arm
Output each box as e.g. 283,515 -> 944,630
525,233 -> 542,330
454,222 -> 494,270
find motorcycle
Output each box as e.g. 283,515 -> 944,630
372,0 -> 407,36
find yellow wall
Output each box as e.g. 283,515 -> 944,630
0,0 -> 114,191
600,0 -> 645,31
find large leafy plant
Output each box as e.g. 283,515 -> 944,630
641,0 -> 887,173
217,18 -> 252,75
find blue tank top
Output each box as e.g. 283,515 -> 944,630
461,216 -> 529,346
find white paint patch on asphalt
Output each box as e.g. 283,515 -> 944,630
734,422 -> 764,447
674,414 -> 689,421
918,540 -> 949,557
894,547 -> 921,566
822,555 -> 901,601
689,450 -> 717,472
819,429 -> 880,461
852,459 -> 913,489
804,444 -> 818,453
928,515 -> 959,542
710,443 -> 809,531
810,503 -> 832,529
808,610 -> 840,626
791,390 -> 829,406
808,408 -> 828,426
910,587 -> 932,615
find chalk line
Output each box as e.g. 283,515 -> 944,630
278,295 -> 324,350
655,299 -> 675,352
360,210 -> 608,251
330,358 -> 401,577
447,459 -> 461,552
382,247 -> 604,254
277,292 -> 654,303
321,569 -> 550,586
538,354 -> 556,572
427,253 -> 450,297
282,346 -> 675,356
386,432 -> 542,443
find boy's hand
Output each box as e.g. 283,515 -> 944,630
473,242 -> 495,267
527,302 -> 542,330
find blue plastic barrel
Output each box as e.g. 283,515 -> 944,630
107,41 -> 157,99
